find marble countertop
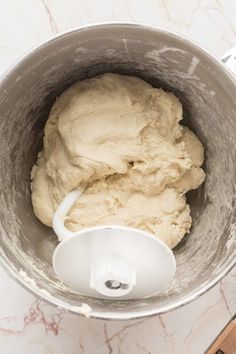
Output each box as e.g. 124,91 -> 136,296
1,1 -> 236,353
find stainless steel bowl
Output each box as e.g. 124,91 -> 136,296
1,23 -> 236,320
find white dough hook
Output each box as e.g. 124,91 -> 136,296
52,190 -> 176,300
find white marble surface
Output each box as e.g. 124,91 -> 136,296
1,1 -> 236,353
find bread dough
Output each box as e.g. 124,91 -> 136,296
31,73 -> 205,249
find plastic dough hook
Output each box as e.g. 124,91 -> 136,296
52,190 -> 176,300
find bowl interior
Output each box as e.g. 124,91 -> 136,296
1,24 -> 236,319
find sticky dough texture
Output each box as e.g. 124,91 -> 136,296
31,73 -> 205,249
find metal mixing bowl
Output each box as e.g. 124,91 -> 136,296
1,23 -> 236,320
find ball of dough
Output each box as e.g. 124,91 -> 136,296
31,73 -> 205,248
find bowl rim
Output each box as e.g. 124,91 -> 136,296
0,21 -> 236,320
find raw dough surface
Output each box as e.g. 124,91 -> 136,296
31,73 -> 205,248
